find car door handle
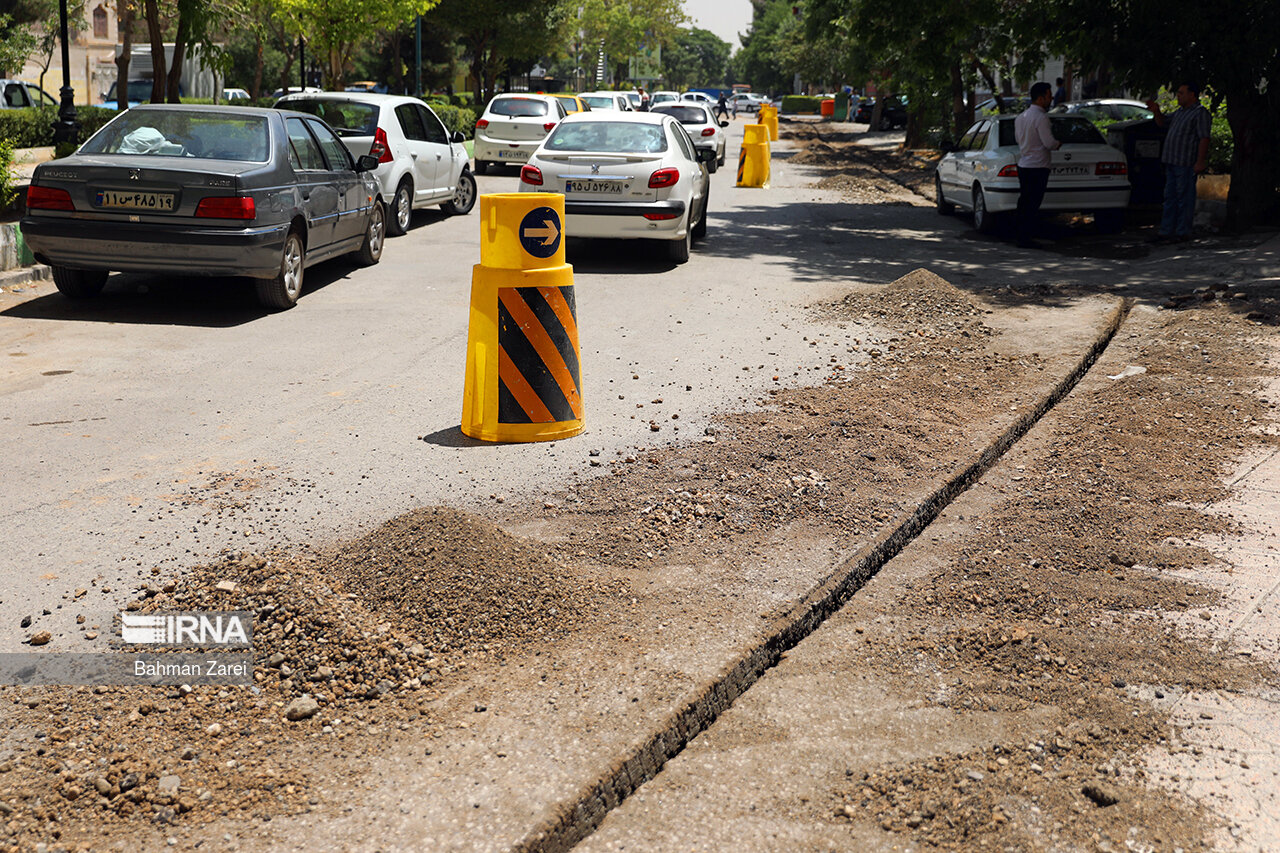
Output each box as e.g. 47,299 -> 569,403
436,154 -> 442,160
411,152 -> 418,159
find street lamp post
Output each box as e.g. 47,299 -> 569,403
51,0 -> 80,149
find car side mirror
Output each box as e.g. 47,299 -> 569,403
719,121 -> 729,128
939,140 -> 956,153
452,130 -> 465,144
354,154 -> 379,172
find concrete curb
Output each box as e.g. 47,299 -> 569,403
512,297 -> 1135,853
0,264 -> 51,289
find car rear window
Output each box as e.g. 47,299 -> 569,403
654,106 -> 707,124
555,96 -> 580,111
1052,116 -> 1106,144
81,110 -> 270,161
546,121 -> 667,153
283,99 -> 378,136
580,96 -> 613,109
489,97 -> 549,117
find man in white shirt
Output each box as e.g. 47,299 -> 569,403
1013,81 -> 1060,248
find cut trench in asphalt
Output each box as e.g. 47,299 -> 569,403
505,295 -> 1133,852
0,273 -> 1137,852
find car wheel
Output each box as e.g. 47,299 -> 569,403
668,220 -> 692,263
257,230 -> 305,310
51,267 -> 108,299
972,186 -> 997,234
717,148 -> 725,167
935,175 -> 955,215
353,200 -> 385,266
707,156 -> 718,174
692,191 -> 708,240
474,159 -> 490,175
1095,208 -> 1125,233
878,115 -> 892,131
441,169 -> 477,215
387,179 -> 413,236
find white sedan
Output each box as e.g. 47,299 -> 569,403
519,111 -> 714,263
577,91 -> 634,112
650,102 -> 728,171
473,93 -> 566,174
935,114 -> 1131,233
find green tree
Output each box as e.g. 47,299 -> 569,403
426,0 -> 566,103
576,0 -> 685,74
735,0 -> 805,94
662,26 -> 728,89
274,0 -> 440,90
0,0 -> 45,77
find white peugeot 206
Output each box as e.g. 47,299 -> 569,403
934,113 -> 1131,233
518,111 -> 715,264
473,93 -> 566,175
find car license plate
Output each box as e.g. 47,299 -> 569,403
565,180 -> 623,194
95,189 -> 176,211
497,150 -> 526,159
1053,165 -> 1090,176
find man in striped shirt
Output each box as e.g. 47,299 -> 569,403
1146,82 -> 1211,243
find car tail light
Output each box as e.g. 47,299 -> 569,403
195,196 -> 255,219
643,211 -> 680,221
700,127 -> 716,136
475,118 -> 489,130
370,127 -> 393,164
1095,161 -> 1127,175
648,167 -> 679,188
520,164 -> 543,186
997,164 -> 1019,177
543,121 -> 557,133
27,185 -> 74,210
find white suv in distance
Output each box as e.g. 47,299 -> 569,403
650,102 -> 727,171
473,94 -> 566,174
277,92 -> 475,236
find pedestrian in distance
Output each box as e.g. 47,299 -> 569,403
637,86 -> 649,111
1012,81 -> 1061,248
1052,77 -> 1067,107
715,91 -> 731,122
1145,81 -> 1211,244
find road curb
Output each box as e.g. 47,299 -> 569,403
512,295 -> 1134,853
0,264 -> 52,290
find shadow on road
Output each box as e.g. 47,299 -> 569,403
0,260 -> 362,327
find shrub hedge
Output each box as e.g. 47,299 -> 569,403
426,100 -> 480,139
0,106 -> 121,148
780,95 -> 822,114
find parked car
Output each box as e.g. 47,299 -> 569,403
650,102 -> 727,171
21,104 -> 385,310
974,95 -> 1031,116
729,92 -> 767,113
552,94 -> 590,114
934,114 -> 1130,233
577,91 -> 634,112
1049,98 -> 1154,123
518,111 -> 714,263
473,93 -> 566,174
268,86 -> 322,99
853,96 -> 908,129
276,91 -> 475,236
223,87 -> 251,102
649,90 -> 680,107
100,79 -> 163,109
680,92 -> 714,105
0,79 -> 57,108
625,91 -> 642,110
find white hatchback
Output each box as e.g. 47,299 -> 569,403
935,114 -> 1131,233
518,111 -> 714,263
577,91 -> 635,112
650,102 -> 728,171
277,92 -> 475,235
473,94 -> 566,174
649,90 -> 680,107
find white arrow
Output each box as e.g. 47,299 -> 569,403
523,218 -> 559,246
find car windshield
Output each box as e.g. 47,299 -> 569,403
654,106 -> 708,125
546,121 -> 668,153
490,97 -> 548,117
580,96 -> 613,109
81,110 -> 271,161
283,99 -> 378,136
106,80 -> 153,103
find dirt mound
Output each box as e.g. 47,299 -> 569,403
826,268 -> 994,340
789,143 -> 837,164
325,506 -> 619,654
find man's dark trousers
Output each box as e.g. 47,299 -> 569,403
1015,167 -> 1050,244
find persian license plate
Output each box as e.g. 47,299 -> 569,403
1052,165 -> 1090,176
497,150 -> 526,159
96,190 -> 176,211
565,180 -> 623,194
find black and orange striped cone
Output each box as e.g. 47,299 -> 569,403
461,193 -> 584,442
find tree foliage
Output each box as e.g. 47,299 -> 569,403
426,0 -> 566,103
661,26 -> 729,89
274,0 -> 440,90
575,0 -> 684,66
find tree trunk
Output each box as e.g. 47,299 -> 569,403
166,15 -> 189,104
949,61 -> 964,142
1224,88 -> 1280,231
143,0 -> 166,102
388,29 -> 403,95
115,0 -> 134,108
903,109 -> 924,149
251,34 -> 263,99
